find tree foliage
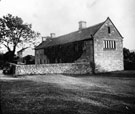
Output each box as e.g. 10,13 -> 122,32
0,14 -> 40,54
123,48 -> 135,62
123,47 -> 135,70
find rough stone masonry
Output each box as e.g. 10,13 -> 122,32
14,62 -> 92,76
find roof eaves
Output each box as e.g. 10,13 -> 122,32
37,36 -> 92,49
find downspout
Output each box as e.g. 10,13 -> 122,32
91,35 -> 95,74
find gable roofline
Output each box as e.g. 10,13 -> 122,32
93,17 -> 123,38
92,19 -> 106,37
107,17 -> 123,38
106,17 -> 124,38
108,17 -> 123,38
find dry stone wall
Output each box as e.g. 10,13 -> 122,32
15,62 -> 92,76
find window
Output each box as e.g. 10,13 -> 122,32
108,26 -> 111,34
104,40 -> 116,49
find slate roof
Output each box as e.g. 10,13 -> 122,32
35,21 -> 105,50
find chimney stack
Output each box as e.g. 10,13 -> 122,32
42,37 -> 46,42
50,33 -> 55,38
78,21 -> 86,30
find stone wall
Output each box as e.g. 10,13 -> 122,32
94,18 -> 124,73
15,62 -> 92,76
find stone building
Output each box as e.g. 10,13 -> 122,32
17,47 -> 34,64
35,17 -> 124,73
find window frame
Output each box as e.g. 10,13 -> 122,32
103,40 -> 116,50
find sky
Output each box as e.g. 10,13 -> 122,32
0,0 -> 135,53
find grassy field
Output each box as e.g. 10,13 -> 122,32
0,71 -> 135,114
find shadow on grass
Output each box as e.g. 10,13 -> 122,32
1,76 -> 135,114
63,70 -> 135,78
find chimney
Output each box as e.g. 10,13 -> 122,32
42,37 -> 46,42
78,21 -> 86,30
50,33 -> 55,38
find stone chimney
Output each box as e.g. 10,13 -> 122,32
78,21 -> 86,30
42,37 -> 46,42
50,33 -> 55,38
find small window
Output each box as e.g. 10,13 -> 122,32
104,40 -> 116,49
108,26 -> 111,34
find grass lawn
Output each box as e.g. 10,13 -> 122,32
0,71 -> 135,114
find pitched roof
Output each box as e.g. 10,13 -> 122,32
35,21 -> 105,50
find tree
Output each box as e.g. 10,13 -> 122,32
123,48 -> 130,61
0,53 -> 4,69
123,47 -> 135,70
123,48 -> 135,62
0,14 -> 40,62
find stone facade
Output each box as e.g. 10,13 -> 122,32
94,18 -> 124,72
35,41 -> 94,64
35,17 -> 124,74
15,62 -> 92,76
35,49 -> 49,64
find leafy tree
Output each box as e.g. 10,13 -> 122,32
123,47 -> 135,70
123,48 -> 130,61
123,48 -> 135,62
0,14 -> 40,62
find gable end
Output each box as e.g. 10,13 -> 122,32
94,17 -> 123,39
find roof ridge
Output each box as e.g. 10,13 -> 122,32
53,21 -> 105,40
86,21 -> 105,29
35,19 -> 106,49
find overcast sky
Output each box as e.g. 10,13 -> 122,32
0,0 -> 135,51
